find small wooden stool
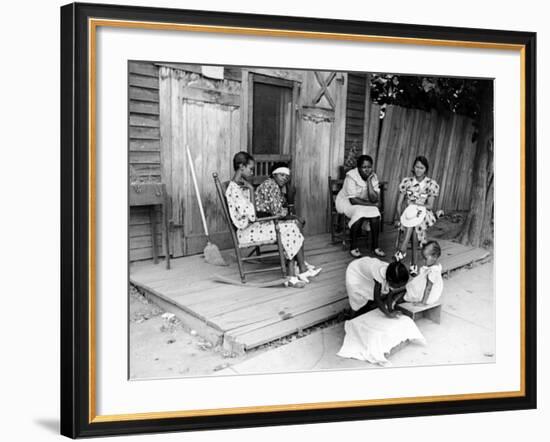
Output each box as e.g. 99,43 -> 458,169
396,302 -> 442,324
129,183 -> 171,270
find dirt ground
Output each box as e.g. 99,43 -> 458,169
130,286 -> 244,379
129,285 -> 344,379
129,210 -> 492,379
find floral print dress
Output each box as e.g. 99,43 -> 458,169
255,178 -> 289,217
398,176 -> 440,245
225,181 -> 303,260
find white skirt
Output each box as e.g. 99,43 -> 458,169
336,193 -> 381,228
337,309 -> 426,366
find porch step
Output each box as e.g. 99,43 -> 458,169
224,299 -> 349,353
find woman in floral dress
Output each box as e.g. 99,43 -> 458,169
255,162 -> 305,226
225,152 -> 320,287
393,156 -> 440,275
255,163 -> 293,217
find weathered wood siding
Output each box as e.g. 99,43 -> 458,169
364,104 -> 477,222
344,73 -> 367,162
129,63 -> 476,261
129,61 -> 162,261
295,115 -> 333,235
295,71 -> 346,235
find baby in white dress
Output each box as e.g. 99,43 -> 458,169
404,240 -> 443,305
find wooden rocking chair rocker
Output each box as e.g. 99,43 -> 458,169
213,172 -> 288,284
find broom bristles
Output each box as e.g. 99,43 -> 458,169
204,242 -> 228,266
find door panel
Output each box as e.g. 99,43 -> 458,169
180,100 -> 240,255
159,66 -> 242,257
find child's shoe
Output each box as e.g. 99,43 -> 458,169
393,250 -> 406,261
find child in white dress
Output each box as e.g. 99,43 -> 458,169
404,240 -> 443,305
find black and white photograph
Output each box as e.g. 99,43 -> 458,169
1,0 -> 544,439
128,62 -> 495,379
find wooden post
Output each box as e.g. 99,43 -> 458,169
240,69 -> 249,150
163,189 -> 171,270
149,206 -> 158,264
330,72 -> 348,185
362,73 -> 372,155
247,72 -> 254,152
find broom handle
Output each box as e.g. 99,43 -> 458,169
185,145 -> 210,238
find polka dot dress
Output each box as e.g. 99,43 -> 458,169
226,181 -> 303,259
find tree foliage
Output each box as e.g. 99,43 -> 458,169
370,74 -> 490,141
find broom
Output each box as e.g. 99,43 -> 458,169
185,145 -> 228,266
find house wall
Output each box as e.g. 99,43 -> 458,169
151,65 -> 347,258
128,61 -> 163,261
129,63 -> 476,261
295,70 -> 347,234
344,73 -> 368,166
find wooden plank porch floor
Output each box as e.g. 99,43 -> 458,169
130,230 -> 490,354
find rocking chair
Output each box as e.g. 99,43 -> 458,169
213,172 -> 288,283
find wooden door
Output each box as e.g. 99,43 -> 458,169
247,73 -> 298,179
159,67 -> 241,256
180,100 -> 240,255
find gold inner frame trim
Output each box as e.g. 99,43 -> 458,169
87,18 -> 527,423
91,390 -> 524,423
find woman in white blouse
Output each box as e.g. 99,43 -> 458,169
336,155 -> 385,258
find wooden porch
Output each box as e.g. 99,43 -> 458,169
130,230 -> 490,354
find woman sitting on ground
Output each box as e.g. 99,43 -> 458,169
393,155 -> 440,276
335,154 -> 385,258
225,152 -> 321,288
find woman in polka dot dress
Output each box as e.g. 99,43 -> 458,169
225,152 -> 321,288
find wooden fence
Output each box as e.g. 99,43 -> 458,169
363,104 -> 478,222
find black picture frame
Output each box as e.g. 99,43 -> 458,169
60,2 -> 537,438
